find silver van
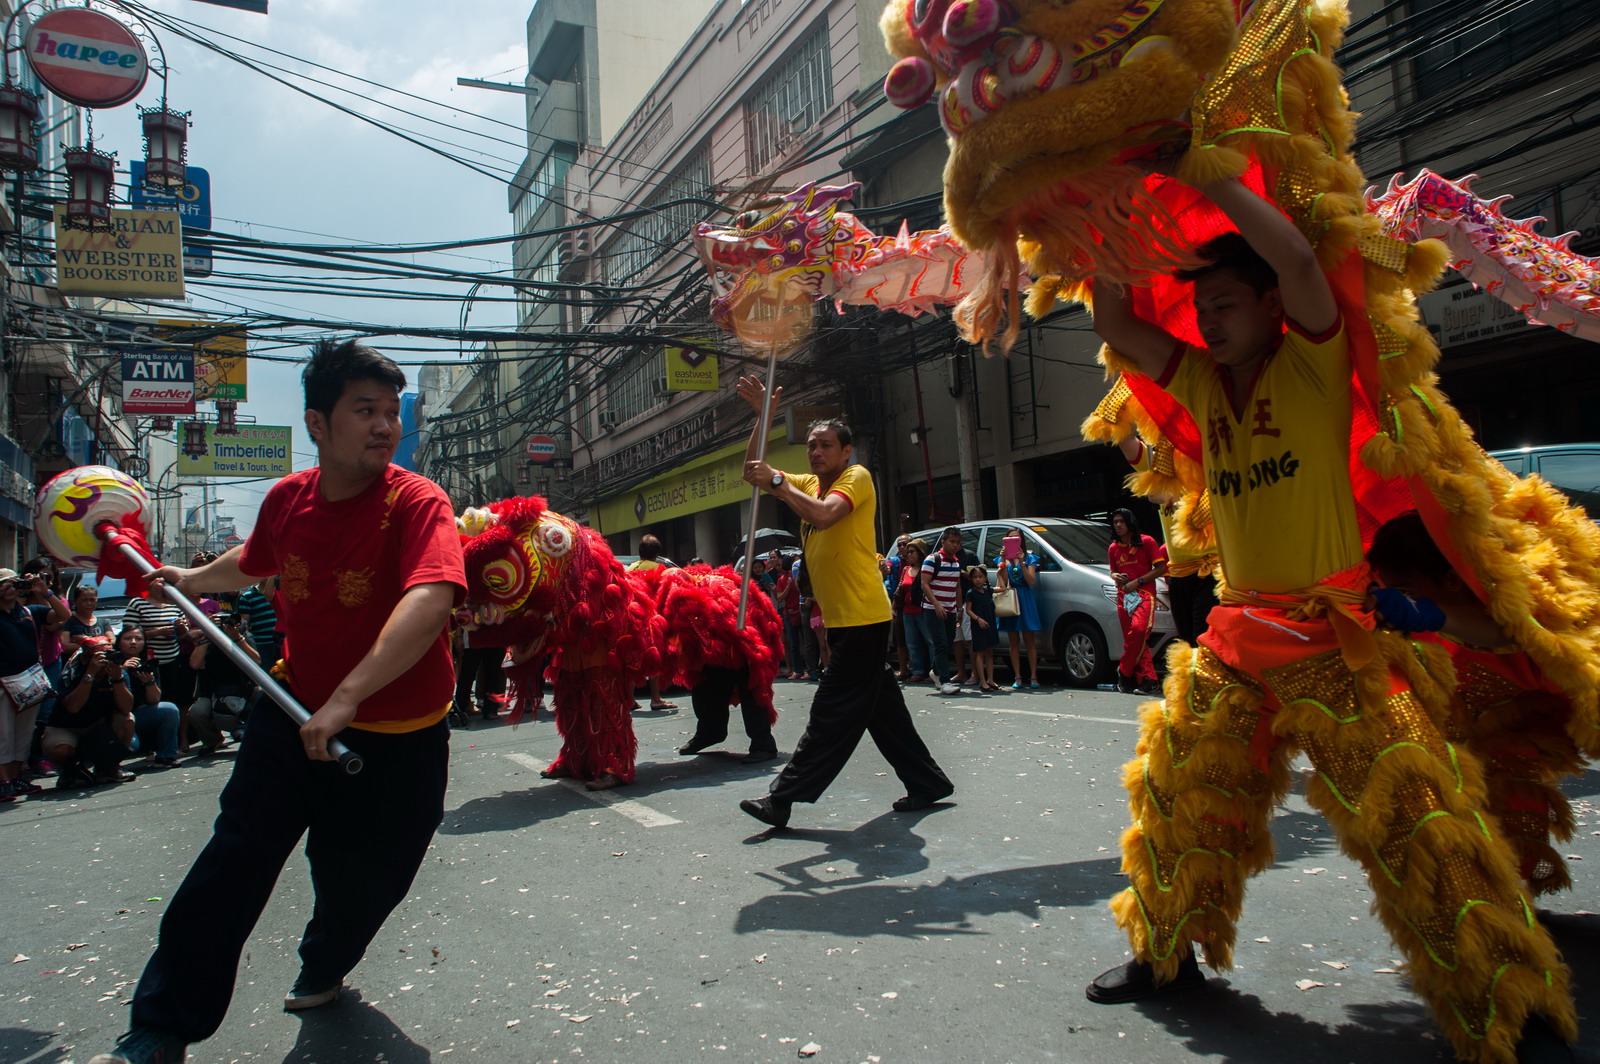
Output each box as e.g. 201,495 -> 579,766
889,518 -> 1177,687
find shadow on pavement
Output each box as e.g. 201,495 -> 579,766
280,990 -> 430,1064
1134,985 -> 1454,1063
439,752 -> 780,836
735,856 -> 1123,937
0,1027 -> 67,1064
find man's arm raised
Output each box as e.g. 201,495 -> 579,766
736,374 -> 852,530
1090,277 -> 1182,379
1201,177 -> 1337,335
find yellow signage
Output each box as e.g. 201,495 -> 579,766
54,207 -> 185,298
160,320 -> 249,402
596,432 -> 809,534
178,424 -> 292,479
664,345 -> 718,391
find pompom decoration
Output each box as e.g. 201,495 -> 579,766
942,0 -> 1002,49
885,56 -> 937,109
34,465 -> 150,569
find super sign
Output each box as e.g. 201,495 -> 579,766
24,8 -> 150,109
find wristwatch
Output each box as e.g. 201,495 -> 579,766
769,472 -> 786,491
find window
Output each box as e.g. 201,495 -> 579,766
517,244 -> 563,327
1534,450 -> 1600,515
745,25 -> 832,170
604,350 -> 662,425
603,147 -> 712,285
1411,0 -> 1585,98
512,146 -> 577,234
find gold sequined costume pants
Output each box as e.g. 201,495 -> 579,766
1112,610 -> 1576,1064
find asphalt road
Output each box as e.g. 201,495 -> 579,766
3,678 -> 1596,1064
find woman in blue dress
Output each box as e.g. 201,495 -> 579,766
994,533 -> 1043,688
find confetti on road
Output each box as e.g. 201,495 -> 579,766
1321,961 -> 1349,970
1295,979 -> 1325,991
12,954 -> 28,963
800,1042 -> 821,1057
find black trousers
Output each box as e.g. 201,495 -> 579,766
769,621 -> 951,805
454,644 -> 505,712
688,665 -> 775,752
129,700 -> 449,1043
1168,572 -> 1219,645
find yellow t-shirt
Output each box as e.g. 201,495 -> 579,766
626,559 -> 662,572
1161,320 -> 1361,594
788,464 -> 892,628
1129,444 -> 1208,569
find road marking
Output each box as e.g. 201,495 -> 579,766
504,752 -> 682,827
959,705 -> 1135,727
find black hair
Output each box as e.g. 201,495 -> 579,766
1366,511 -> 1452,582
639,534 -> 662,561
302,338 -> 407,418
115,623 -> 145,651
1109,508 -> 1143,544
807,419 -> 852,448
1174,232 -> 1279,296
941,526 -> 963,542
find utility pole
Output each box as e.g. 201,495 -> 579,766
950,349 -> 984,523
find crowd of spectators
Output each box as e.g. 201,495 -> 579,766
0,553 -> 281,804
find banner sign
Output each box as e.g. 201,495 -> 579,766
130,163 -> 213,277
664,345 -> 718,391
179,424 -> 291,478
595,432 -> 808,534
153,319 -> 247,401
55,207 -> 185,298
24,7 -> 150,108
120,349 -> 196,414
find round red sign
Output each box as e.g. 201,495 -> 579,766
526,434 -> 557,464
24,8 -> 150,109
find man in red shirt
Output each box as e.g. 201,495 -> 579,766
94,340 -> 466,1064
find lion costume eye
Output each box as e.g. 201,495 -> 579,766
537,518 -> 574,558
481,556 -> 533,604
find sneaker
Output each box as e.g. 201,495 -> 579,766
89,1027 -> 188,1064
29,758 -> 58,778
739,796 -> 791,828
741,748 -> 779,764
284,977 -> 343,1011
56,764 -> 98,790
12,779 -> 43,796
937,682 -> 961,695
1086,950 -> 1206,1004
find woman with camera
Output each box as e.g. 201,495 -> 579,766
187,610 -> 260,755
113,625 -> 182,769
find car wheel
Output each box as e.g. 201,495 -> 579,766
1059,619 -> 1111,688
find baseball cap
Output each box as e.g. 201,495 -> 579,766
0,568 -> 17,583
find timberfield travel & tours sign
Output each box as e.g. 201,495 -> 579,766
54,207 -> 185,298
179,425 -> 292,479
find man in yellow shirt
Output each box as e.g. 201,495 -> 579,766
1084,177 -> 1573,1062
735,376 -> 951,829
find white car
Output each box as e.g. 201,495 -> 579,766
889,518 -> 1178,687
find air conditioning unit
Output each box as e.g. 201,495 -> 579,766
557,228 -> 593,264
598,410 -> 618,429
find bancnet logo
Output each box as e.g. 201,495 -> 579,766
127,387 -> 191,400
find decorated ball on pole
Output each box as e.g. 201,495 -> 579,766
33,465 -> 151,568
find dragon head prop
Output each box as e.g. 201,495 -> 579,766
880,0 -> 1240,341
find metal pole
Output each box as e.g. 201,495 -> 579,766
735,347 -> 781,630
99,532 -> 363,774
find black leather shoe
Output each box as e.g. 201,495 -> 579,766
678,737 -> 722,755
892,787 -> 954,812
739,796 -> 791,828
741,748 -> 779,764
1086,950 -> 1205,1004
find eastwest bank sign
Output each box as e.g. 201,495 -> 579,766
54,207 -> 185,298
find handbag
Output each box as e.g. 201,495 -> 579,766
2,663 -> 53,710
1122,589 -> 1144,614
993,587 -> 1020,618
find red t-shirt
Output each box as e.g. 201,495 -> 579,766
1108,534 -> 1162,581
238,465 -> 466,728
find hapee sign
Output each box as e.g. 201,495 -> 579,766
121,349 -> 195,414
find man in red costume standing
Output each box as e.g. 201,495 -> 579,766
93,339 -> 466,1064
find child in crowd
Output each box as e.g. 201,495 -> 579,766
963,566 -> 1000,692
